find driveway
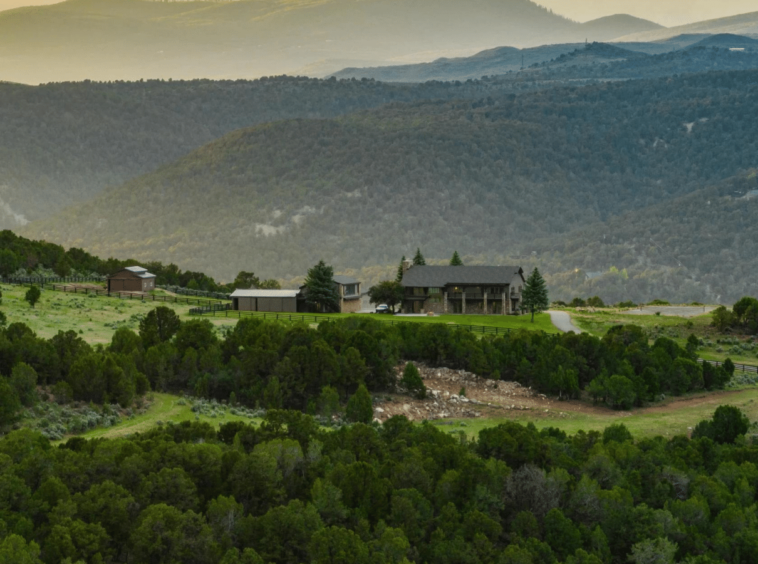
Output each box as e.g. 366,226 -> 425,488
547,310 -> 582,334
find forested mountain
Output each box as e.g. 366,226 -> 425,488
333,36 -> 758,83
521,42 -> 758,81
0,77 -> 499,228
535,172 -> 758,305
23,70 -> 758,293
0,0 -> 662,85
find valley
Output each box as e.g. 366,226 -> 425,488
2,2 -> 758,563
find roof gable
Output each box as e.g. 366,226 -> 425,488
401,266 -> 523,287
333,275 -> 359,285
230,289 -> 300,298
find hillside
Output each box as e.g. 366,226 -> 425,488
537,173 -> 758,304
0,0 -> 662,84
617,11 -> 758,43
520,41 -> 758,81
22,70 -> 758,291
0,77 -> 499,228
333,35 -> 758,82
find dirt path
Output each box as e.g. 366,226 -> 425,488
547,310 -> 582,334
373,363 -> 757,424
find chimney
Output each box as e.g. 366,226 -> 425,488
402,259 -> 412,274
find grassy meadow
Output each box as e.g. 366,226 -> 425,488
567,307 -> 758,366
437,386 -> 758,439
75,393 -> 260,441
1,284 -> 239,343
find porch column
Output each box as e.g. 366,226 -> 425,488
502,292 -> 507,315
484,292 -> 488,315
462,292 -> 466,315
444,292 -> 448,314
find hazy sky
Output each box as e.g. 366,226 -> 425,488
0,0 -> 756,27
535,0 -> 758,27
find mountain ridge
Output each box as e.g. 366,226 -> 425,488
21,70 -> 758,294
0,0 -> 663,83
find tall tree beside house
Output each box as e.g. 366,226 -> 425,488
395,256 -> 406,283
368,281 -> 404,313
304,260 -> 340,313
412,248 -> 426,266
522,268 -> 549,322
450,251 -> 463,266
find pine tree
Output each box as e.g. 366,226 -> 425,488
396,256 -> 406,282
521,267 -> 549,322
401,363 -> 426,399
304,260 -> 340,313
412,248 -> 426,266
450,251 -> 463,266
346,384 -> 373,424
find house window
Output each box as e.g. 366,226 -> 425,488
413,287 -> 426,296
429,287 -> 441,294
344,284 -> 358,296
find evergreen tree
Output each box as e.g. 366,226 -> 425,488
24,285 -> 41,309
304,260 -> 340,313
346,384 -> 373,424
401,363 -> 426,399
412,248 -> 426,266
521,268 -> 549,322
450,251 -> 463,266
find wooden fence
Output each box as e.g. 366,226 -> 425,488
698,358 -> 757,374
2,278 -> 225,307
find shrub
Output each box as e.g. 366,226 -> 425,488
606,375 -> 635,410
346,385 -> 373,424
52,381 -> 74,405
401,363 -> 427,399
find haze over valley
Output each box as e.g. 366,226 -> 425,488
2,0 -> 758,305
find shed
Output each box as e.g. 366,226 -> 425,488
108,266 -> 157,293
230,289 -> 299,313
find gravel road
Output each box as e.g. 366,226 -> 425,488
547,310 -> 582,334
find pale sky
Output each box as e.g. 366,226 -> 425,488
0,0 -> 756,28
535,0 -> 758,27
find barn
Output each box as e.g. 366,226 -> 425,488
107,266 -> 157,293
230,289 -> 299,313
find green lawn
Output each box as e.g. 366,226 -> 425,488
204,310 -> 559,334
71,393 -> 259,441
436,387 -> 758,439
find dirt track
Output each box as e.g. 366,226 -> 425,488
373,363 -> 756,424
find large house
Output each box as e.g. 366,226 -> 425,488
107,266 -> 157,293
400,262 -> 525,315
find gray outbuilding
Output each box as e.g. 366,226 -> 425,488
230,289 -> 299,313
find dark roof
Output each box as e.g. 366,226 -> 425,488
333,275 -> 359,285
401,266 -> 523,287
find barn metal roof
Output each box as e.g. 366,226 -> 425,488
401,266 -> 523,287
124,266 -> 148,273
230,289 -> 300,298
